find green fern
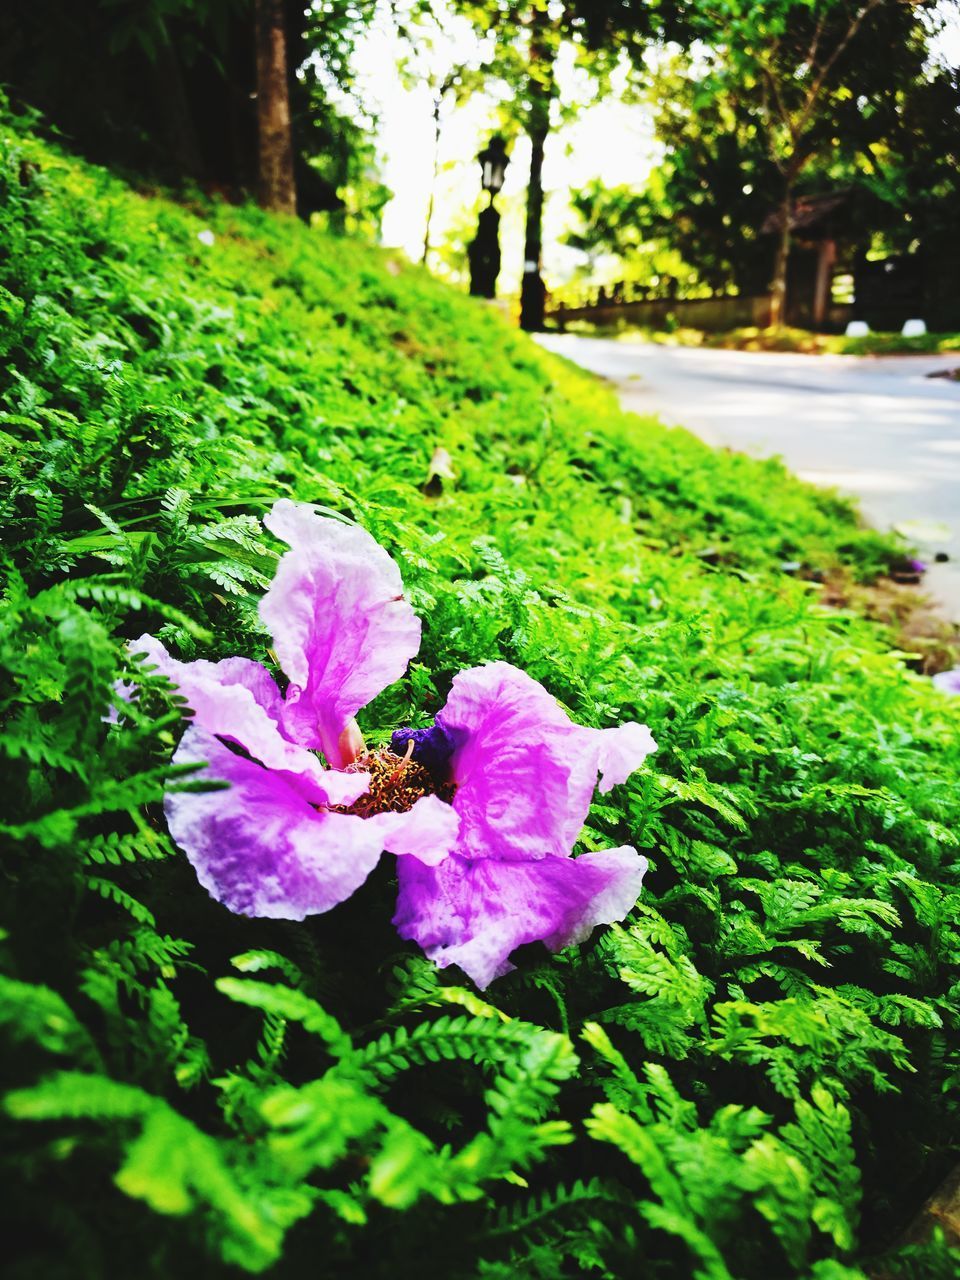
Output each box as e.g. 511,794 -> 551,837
5,1071 -> 303,1272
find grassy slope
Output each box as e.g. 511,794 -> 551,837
3,117 -> 960,1280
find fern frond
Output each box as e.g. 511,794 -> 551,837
483,1177 -> 622,1238
229,950 -> 304,987
5,1072 -> 298,1272
85,876 -> 156,926
215,978 -> 351,1057
0,977 -> 100,1067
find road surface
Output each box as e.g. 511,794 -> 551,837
538,334 -> 960,619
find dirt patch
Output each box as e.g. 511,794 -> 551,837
819,570 -> 960,674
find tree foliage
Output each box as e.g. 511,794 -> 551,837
569,1 -> 957,307
448,0 -> 681,323
0,0 -> 384,221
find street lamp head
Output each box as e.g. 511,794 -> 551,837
478,134 -> 509,195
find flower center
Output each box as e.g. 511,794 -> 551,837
390,722 -> 460,782
335,746 -> 455,818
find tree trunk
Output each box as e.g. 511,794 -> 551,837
812,237 -> 836,329
519,123 -> 547,331
422,97 -> 442,265
519,7 -> 553,333
254,0 -> 296,215
151,19 -> 203,179
769,185 -> 793,328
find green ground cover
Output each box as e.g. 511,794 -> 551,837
3,113 -> 960,1280
573,323 -> 960,357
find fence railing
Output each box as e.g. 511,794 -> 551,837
549,292 -> 856,333
548,293 -> 773,332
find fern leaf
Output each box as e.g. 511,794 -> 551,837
215,978 -> 351,1057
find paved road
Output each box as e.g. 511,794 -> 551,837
538,334 -> 960,619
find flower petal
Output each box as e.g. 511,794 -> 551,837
581,721 -> 658,795
366,794 -> 460,866
165,727 -> 388,918
130,634 -> 362,808
260,500 -> 421,766
394,846 -> 648,989
436,662 -> 655,862
932,666 -> 960,695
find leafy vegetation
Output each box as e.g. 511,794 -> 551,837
578,325 -> 960,356
3,111 -> 960,1279
0,0 -> 386,223
552,5 -> 960,332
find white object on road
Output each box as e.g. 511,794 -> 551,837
902,318 -> 927,337
845,320 -> 870,337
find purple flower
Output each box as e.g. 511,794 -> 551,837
393,663 -> 655,988
932,667 -> 960,695
133,500 -> 459,920
131,500 -> 656,987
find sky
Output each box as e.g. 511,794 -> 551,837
344,0 -> 960,291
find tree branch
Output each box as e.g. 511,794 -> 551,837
797,0 -> 883,136
805,12 -> 826,76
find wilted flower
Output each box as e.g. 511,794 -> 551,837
129,500 -> 656,986
132,501 -> 459,919
391,663 -> 654,988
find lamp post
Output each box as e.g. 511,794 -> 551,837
468,135 -> 509,299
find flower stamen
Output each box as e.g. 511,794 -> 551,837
334,748 -> 454,819
391,738 -> 416,778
